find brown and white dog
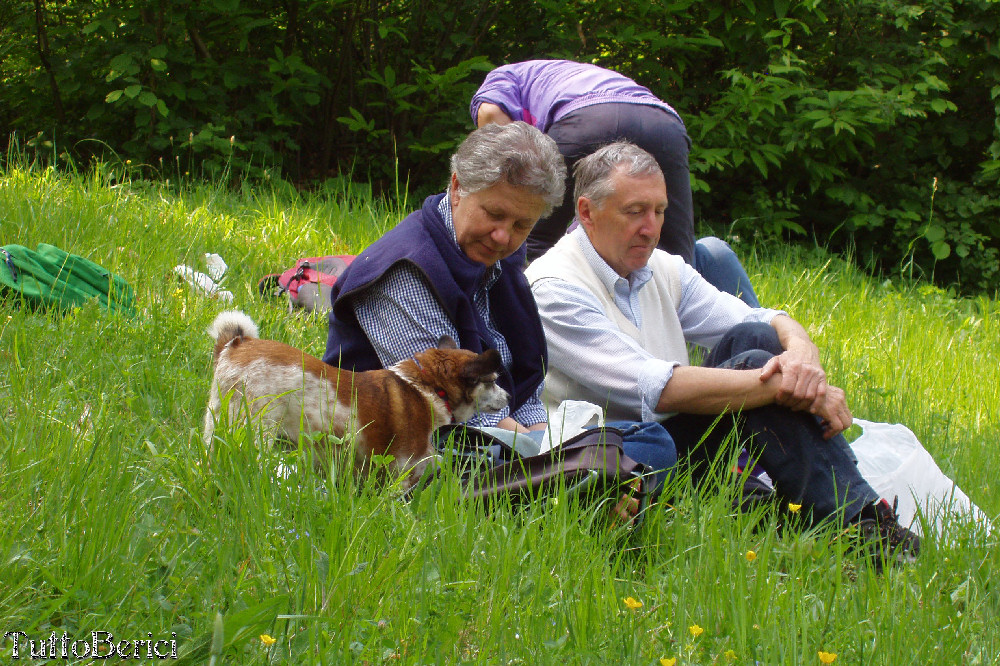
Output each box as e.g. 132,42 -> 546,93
203,310 -> 508,487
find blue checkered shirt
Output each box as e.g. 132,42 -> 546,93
352,194 -> 547,428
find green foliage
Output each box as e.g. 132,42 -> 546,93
0,0 -> 501,188
2,0 -> 999,292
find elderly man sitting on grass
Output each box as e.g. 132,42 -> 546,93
524,141 -> 920,569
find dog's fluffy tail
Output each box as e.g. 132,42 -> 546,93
207,310 -> 259,361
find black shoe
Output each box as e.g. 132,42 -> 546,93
851,497 -> 920,571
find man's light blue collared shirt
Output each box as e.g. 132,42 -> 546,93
532,228 -> 783,421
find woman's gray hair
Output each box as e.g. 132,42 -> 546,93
574,141 -> 663,207
450,122 -> 566,216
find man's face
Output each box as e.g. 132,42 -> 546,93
578,169 -> 667,277
450,173 -> 547,266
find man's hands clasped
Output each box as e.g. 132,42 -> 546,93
759,348 -> 852,439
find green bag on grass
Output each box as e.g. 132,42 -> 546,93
0,243 -> 136,316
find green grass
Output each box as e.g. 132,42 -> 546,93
2,161 -> 998,665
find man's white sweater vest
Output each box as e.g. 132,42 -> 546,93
525,232 -> 690,419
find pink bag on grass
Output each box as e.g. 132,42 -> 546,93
258,255 -> 356,314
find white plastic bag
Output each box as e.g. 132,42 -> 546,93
172,264 -> 234,302
849,418 -> 993,537
540,400 -> 605,454
204,252 -> 229,281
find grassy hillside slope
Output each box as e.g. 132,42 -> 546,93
2,165 -> 998,664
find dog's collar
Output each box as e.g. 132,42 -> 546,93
412,356 -> 454,423
434,387 -> 453,420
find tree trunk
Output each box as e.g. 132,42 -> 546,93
33,0 -> 65,124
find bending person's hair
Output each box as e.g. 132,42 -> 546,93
574,141 -> 663,207
450,121 -> 566,216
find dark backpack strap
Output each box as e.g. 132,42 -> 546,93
281,261 -> 310,295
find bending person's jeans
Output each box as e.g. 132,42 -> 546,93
694,236 -> 760,308
662,322 -> 879,525
534,103 -> 695,262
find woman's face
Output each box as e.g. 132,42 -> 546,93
449,173 -> 547,266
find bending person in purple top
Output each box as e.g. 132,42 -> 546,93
471,59 -> 759,307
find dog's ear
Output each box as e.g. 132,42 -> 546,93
463,348 -> 502,379
437,335 -> 459,350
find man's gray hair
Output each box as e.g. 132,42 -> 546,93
450,121 -> 566,216
574,141 -> 663,207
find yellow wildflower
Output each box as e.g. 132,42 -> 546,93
725,649 -> 737,660
260,634 -> 277,647
746,550 -> 757,562
623,596 -> 643,610
818,651 -> 837,663
689,624 -> 704,637
788,502 -> 803,513
660,658 -> 677,666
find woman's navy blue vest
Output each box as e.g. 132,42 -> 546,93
322,194 -> 547,415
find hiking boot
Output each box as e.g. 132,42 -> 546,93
851,497 -> 920,571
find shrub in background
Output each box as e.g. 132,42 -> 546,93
1,0 -> 998,292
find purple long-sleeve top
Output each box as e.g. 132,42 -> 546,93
470,59 -> 681,132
